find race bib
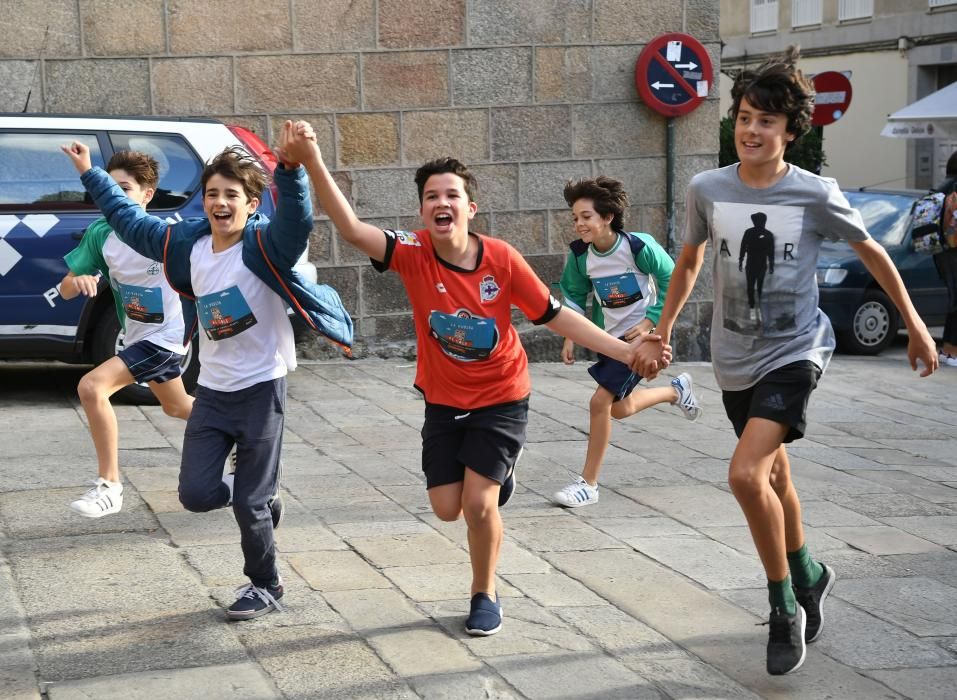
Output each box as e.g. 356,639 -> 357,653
429,309 -> 497,361
593,273 -> 643,309
197,286 -> 258,341
116,282 -> 164,324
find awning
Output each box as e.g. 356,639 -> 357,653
881,81 -> 957,139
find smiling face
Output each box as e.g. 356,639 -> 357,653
110,168 -> 154,209
571,198 -> 615,248
419,172 -> 477,241
734,96 -> 795,172
203,173 -> 259,239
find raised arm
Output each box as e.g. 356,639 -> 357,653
280,123 -> 387,262
62,142 -> 170,261
850,238 -> 938,376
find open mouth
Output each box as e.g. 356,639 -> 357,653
434,213 -> 453,230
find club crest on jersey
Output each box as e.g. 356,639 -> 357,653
479,275 -> 500,302
394,230 -> 421,247
147,262 -> 160,276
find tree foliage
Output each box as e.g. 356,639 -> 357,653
719,116 -> 828,173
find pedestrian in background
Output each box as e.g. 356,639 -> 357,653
934,151 -> 957,366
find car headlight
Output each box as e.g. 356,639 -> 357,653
816,267 -> 848,286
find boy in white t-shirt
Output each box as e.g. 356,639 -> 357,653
61,150 -> 192,518
62,122 -> 353,620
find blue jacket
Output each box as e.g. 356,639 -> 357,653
80,164 -> 353,352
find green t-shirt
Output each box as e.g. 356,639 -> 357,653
64,218 -> 126,330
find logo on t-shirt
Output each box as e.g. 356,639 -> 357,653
197,286 -> 258,341
593,273 -> 643,309
394,230 -> 421,247
116,282 -> 164,324
429,308 -> 498,361
479,275 -> 500,302
146,262 -> 160,276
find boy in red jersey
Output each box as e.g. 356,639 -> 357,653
285,130 -> 666,636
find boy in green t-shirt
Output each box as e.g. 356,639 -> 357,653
61,150 -> 193,518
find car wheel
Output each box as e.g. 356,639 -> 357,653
840,289 -> 899,355
90,311 -> 199,405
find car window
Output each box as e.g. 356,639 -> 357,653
109,132 -> 202,210
844,192 -> 915,246
0,132 -> 105,211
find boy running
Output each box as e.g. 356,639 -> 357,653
62,122 -> 353,620
61,150 -> 192,518
286,132 -> 658,636
554,176 -> 700,508
637,49 -> 938,675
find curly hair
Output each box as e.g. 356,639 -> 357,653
562,176 -> 629,231
729,46 -> 815,149
201,146 -> 269,201
106,150 -> 159,189
414,157 -> 478,204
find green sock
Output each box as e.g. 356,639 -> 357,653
768,575 -> 797,616
787,544 -> 823,588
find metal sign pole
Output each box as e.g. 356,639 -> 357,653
666,116 -> 676,255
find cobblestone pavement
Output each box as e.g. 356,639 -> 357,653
2,352 -> 956,699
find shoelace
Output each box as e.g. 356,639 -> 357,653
81,481 -> 110,500
757,612 -> 793,644
234,583 -> 284,612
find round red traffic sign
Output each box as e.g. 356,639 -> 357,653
811,71 -> 852,126
635,33 -> 713,118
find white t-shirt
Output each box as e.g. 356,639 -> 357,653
189,236 -> 296,392
102,232 -> 186,354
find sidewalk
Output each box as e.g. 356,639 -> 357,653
2,354 -> 956,699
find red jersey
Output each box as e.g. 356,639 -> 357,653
373,229 -> 559,409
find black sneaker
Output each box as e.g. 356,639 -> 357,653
226,578 -> 284,621
794,563 -> 836,643
498,447 -> 522,508
465,592 -> 502,636
765,606 -> 806,675
269,491 -> 284,529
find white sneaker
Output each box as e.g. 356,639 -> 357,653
939,352 -> 957,368
671,372 -> 702,422
553,477 -> 599,508
69,478 -> 123,518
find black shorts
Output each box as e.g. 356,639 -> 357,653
588,353 -> 641,401
421,399 -> 528,489
117,339 -> 184,384
721,361 -> 822,443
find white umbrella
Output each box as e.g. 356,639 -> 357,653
881,81 -> 957,139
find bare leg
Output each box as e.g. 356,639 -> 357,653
149,376 -> 194,420
727,418 -> 790,581
77,357 -> 136,483
768,445 -> 805,552
461,468 -> 503,597
610,386 -> 679,420
581,388 -> 615,486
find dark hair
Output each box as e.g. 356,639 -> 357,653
947,151 -> 957,177
201,146 -> 268,201
414,157 -> 477,204
562,176 -> 629,231
106,150 -> 159,189
729,46 -> 815,150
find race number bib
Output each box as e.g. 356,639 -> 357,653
197,286 -> 258,341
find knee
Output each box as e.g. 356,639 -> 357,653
728,464 -> 764,501
768,460 -> 791,496
462,496 -> 495,526
433,503 -> 462,522
77,374 -> 102,405
589,392 -> 612,417
178,485 -> 223,513
162,401 -> 190,420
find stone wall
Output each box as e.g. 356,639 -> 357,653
1,0 -> 720,361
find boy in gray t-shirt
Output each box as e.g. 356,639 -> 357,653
638,48 -> 938,676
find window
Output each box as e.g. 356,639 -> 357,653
792,0 -> 822,27
0,132 -> 105,211
839,0 -> 873,21
751,0 -> 778,33
929,0 -> 957,8
108,133 -> 202,210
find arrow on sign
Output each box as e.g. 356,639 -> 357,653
674,61 -> 698,70
652,81 -> 674,90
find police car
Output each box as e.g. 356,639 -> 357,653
0,114 -> 317,402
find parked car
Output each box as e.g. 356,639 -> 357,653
816,188 -> 948,354
0,114 -> 317,402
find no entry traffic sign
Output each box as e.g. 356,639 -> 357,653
635,33 -> 713,118
811,71 -> 853,126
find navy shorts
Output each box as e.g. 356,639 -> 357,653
721,361 -> 821,443
588,353 -> 641,401
421,399 -> 528,489
118,339 -> 184,384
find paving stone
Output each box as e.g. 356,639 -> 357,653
800,499 -> 882,527
383,563 -> 518,602
885,551 -> 957,584
45,663 -> 279,699
486,651 -> 661,699
630,536 -> 765,590
866,668 -> 957,700
626,484 -> 743,527
829,492 -> 955,518
810,547 -> 917,579
824,525 -> 944,555
328,519 -> 432,539
156,509 -> 240,546
289,550 -> 391,592
626,657 -> 762,700
588,515 -> 698,540
7,534 -> 245,682
506,571 -> 608,607
882,516 -> 957,546
407,672 -> 519,699
836,577 -> 957,636
505,515 -> 626,552
368,627 -> 483,676
0,455 -> 97,490
0,487 -> 159,539
552,605 -> 687,662
348,531 -> 468,568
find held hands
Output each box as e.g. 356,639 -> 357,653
621,320 -> 655,343
560,338 -> 575,365
275,119 -> 319,169
630,333 -> 672,381
60,142 -> 93,174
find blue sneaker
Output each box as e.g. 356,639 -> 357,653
465,592 -> 502,636
226,578 -> 284,620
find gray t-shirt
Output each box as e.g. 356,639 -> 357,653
684,164 -> 870,390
